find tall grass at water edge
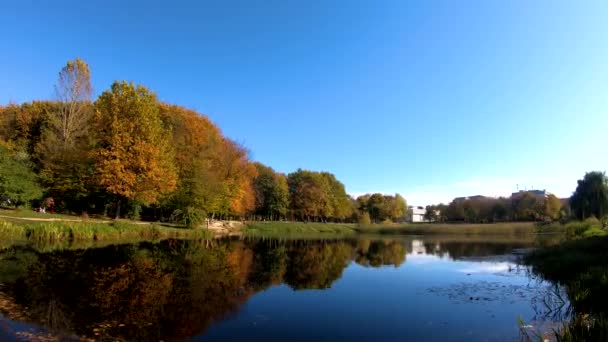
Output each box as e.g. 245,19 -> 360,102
244,221 -> 540,237
0,220 -> 211,245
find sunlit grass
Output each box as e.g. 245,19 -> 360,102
0,208 -> 75,220
355,222 -> 537,235
0,219 -> 212,247
244,221 -> 538,237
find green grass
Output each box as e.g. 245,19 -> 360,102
0,219 -> 212,247
0,208 -> 76,220
538,218 -> 608,239
244,221 -> 538,237
244,222 -> 358,237
354,222 -> 537,235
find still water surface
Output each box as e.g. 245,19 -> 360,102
0,236 -> 565,341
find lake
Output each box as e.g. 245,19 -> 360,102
0,235 -> 567,341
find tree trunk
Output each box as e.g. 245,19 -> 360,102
115,199 -> 121,219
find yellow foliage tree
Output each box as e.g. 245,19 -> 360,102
94,81 -> 177,217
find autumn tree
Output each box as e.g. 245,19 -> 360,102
320,172 -> 353,221
0,102 -> 59,166
287,169 -> 328,221
544,194 -> 563,221
94,81 -> 177,218
390,194 -> 407,221
159,104 -> 224,222
512,192 -> 544,221
212,139 -> 257,218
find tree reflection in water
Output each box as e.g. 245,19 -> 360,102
0,236 -> 539,340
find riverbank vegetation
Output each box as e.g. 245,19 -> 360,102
523,172 -> 608,340
0,220 -> 211,247
525,236 -> 608,340
244,221 -> 538,237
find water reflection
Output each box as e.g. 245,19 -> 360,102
0,236 -> 557,340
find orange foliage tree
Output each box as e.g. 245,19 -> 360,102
94,81 -> 177,217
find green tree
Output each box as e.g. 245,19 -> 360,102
94,81 -> 177,217
320,172 -> 352,221
570,171 -> 608,220
287,169 -> 328,221
512,192 -> 544,221
367,193 -> 386,222
446,199 -> 465,221
253,163 -> 289,220
424,206 -> 438,222
0,146 -> 43,207
390,194 -> 407,221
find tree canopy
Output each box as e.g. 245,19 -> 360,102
0,58 -> 365,223
570,171 -> 608,220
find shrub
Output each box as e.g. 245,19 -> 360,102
564,219 -> 604,239
126,201 -> 142,221
171,207 -> 206,228
357,212 -> 371,225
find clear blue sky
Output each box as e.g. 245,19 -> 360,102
1,0 -> 607,204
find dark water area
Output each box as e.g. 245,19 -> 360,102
0,235 -> 567,341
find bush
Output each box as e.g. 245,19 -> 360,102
357,212 -> 371,225
564,219 -> 605,239
126,201 -> 143,221
171,206 -> 206,228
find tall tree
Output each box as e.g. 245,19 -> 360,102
424,206 -> 438,222
94,81 -> 177,217
390,194 -> 407,220
544,194 -> 563,221
570,171 -> 608,220
288,169 -> 324,221
29,59 -> 95,211
213,139 -> 257,218
159,104 -> 224,220
51,58 -> 93,147
253,163 -> 289,220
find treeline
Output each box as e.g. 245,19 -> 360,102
425,171 -> 608,224
424,193 -> 564,223
0,58 -> 408,225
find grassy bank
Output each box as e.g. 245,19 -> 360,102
355,222 -> 536,235
244,222 -> 358,237
524,232 -> 608,340
244,221 -> 539,237
0,219 -> 212,247
0,208 -> 78,220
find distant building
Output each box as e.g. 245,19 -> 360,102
407,206 -> 426,222
510,190 -> 549,200
453,195 -> 487,201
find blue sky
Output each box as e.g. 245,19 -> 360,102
1,0 -> 607,204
